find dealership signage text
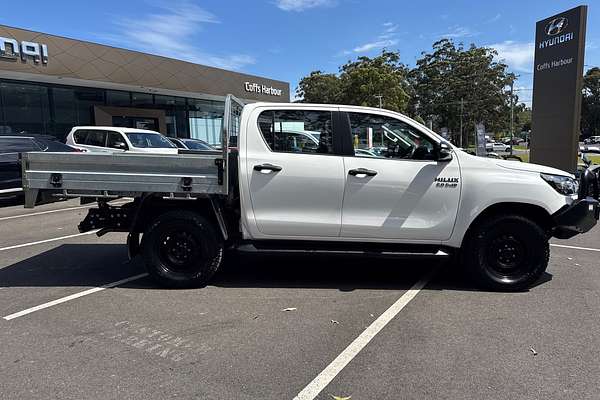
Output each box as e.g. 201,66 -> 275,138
0,37 -> 48,64
244,82 -> 282,96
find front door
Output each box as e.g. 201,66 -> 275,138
340,110 -> 461,241
245,107 -> 346,237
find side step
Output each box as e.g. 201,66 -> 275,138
234,241 -> 453,259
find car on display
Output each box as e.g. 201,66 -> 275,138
168,137 -> 216,151
65,127 -> 178,154
486,142 -> 511,152
584,136 -> 600,144
20,95 -> 599,292
579,144 -> 600,154
0,135 -> 77,202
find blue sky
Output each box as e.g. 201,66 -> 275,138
1,0 -> 598,105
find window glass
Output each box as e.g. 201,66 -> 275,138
85,130 -> 107,147
0,137 -> 40,153
189,99 -> 224,146
51,87 -> 77,140
169,138 -> 186,149
106,90 -> 131,107
106,131 -> 127,150
348,112 -> 436,160
73,130 -> 87,144
1,82 -> 50,135
131,92 -> 153,107
257,110 -> 333,154
74,88 -> 104,126
182,139 -> 213,150
125,132 -> 175,148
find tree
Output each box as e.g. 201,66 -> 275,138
581,67 -> 600,137
296,51 -> 410,112
338,51 -> 410,112
296,71 -> 340,104
411,39 -> 516,146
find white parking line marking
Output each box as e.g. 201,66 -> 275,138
0,200 -> 130,221
3,273 -> 148,320
551,244 -> 600,253
293,269 -> 436,400
0,205 -> 94,221
0,230 -> 99,252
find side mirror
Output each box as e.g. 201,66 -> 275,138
114,141 -> 127,150
582,153 -> 591,167
437,142 -> 453,162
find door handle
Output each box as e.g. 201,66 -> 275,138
348,168 -> 377,177
254,163 -> 282,173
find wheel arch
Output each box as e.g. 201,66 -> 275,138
460,202 -> 555,248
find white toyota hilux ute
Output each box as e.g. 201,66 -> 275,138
21,95 -> 600,291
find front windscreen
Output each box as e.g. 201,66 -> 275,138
125,132 -> 176,148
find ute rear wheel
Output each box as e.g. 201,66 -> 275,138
141,211 -> 223,288
462,214 -> 549,291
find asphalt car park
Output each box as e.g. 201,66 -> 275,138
1,199 -> 599,399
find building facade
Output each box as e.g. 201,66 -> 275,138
0,25 -> 290,144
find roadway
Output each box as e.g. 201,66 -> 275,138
0,199 -> 599,399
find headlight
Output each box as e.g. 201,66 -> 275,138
540,173 -> 579,195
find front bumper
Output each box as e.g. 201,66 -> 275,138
553,198 -> 600,239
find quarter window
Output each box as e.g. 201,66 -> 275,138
348,112 -> 436,160
73,130 -> 87,144
257,110 -> 333,154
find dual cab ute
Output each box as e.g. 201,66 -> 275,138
21,96 -> 600,291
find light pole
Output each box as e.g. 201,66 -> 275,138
374,94 -> 383,109
509,79 -> 514,154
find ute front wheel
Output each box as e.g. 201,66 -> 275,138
463,214 -> 549,291
141,211 -> 223,288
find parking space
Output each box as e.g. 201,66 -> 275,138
1,200 -> 599,399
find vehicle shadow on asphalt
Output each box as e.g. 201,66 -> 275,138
0,245 -> 552,292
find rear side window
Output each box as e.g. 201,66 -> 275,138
0,137 -> 40,153
84,130 -> 107,147
257,110 -> 333,154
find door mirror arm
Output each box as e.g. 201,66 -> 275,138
437,143 -> 453,162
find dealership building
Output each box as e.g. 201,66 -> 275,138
0,25 -> 289,144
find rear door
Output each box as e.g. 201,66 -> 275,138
339,110 -> 461,241
244,106 -> 347,237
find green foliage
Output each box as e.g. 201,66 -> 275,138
410,39 -> 516,146
296,40 -> 523,144
338,51 -> 409,112
296,51 -> 410,112
296,71 -> 341,104
581,67 -> 600,137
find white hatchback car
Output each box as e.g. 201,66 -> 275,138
65,127 -> 179,154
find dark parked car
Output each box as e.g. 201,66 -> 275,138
168,137 -> 216,151
0,136 -> 76,202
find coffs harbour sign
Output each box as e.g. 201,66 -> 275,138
244,82 -> 282,97
0,37 -> 48,64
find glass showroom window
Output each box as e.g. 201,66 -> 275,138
0,81 -> 51,135
189,99 -> 224,146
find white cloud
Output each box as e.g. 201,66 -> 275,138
353,39 -> 398,53
441,25 -> 478,39
101,1 -> 255,70
490,41 -> 535,73
485,13 -> 502,23
275,0 -> 335,12
342,22 -> 400,55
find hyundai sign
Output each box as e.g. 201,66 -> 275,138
530,6 -> 587,172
